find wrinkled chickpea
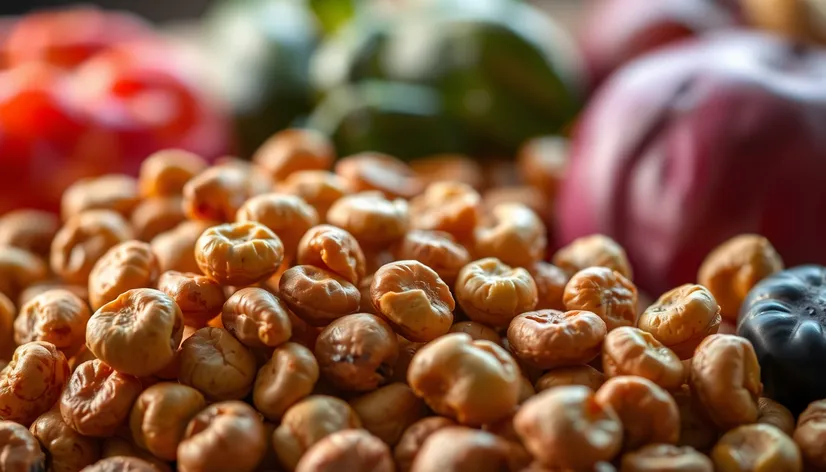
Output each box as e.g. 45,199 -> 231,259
473,203 -> 547,268
407,333 -> 521,426
638,284 -> 722,359
151,220 -> 213,274
350,383 -> 427,446
100,436 -> 172,471
508,309 -> 607,370
280,170 -> 352,220
409,154 -> 484,190
757,397 -> 795,436
553,234 -> 633,280
296,224 -> 366,284
158,271 -> 225,328
279,265 -> 360,327
253,342 -> 319,421
602,327 -> 684,390
195,222 -> 284,286
564,267 -> 638,331
454,258 -> 538,329
178,327 -> 257,401
130,197 -> 186,242
793,399 -> 826,469
15,289 -> 90,357
237,193 -> 319,258
672,385 -> 719,451
712,424 -> 801,472
178,401 -> 267,472
0,246 -> 48,300
253,128 -> 335,182
514,386 -> 623,470
138,149 -> 207,197
326,191 -> 409,248
30,408 -> 101,472
0,209 -> 59,258
88,241 -> 159,310
0,420 -> 46,472
314,313 -> 398,392
51,210 -> 133,285
534,365 -> 605,392
449,321 -> 501,344
391,230 -> 470,287
411,426 -> 529,472
61,174 -> 140,220
222,287 -> 292,348
335,152 -> 423,200
18,280 -> 89,307
621,444 -> 713,472
517,135 -> 568,199
0,341 -> 69,425
394,417 -> 457,472
81,456 -> 161,472
296,429 -> 395,472
596,376 -> 680,450
527,261 -> 568,311
129,382 -> 206,461
182,165 -> 271,222
272,395 -> 362,471
408,181 -> 481,240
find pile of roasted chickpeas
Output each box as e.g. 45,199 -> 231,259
0,129 -> 821,472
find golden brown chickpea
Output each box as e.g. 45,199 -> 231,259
15,289 -> 90,357
671,385 -> 718,451
514,385 -> 623,470
86,288 -> 183,377
602,327 -> 684,390
272,395 -> 362,471
517,136 -> 568,199
314,313 -> 399,392
81,456 -> 162,472
237,193 -> 319,258
0,246 -> 48,300
59,359 -> 142,437
0,420 -> 46,472
408,181 -> 481,241
88,241 -> 160,310
158,271 -> 225,328
177,401 -> 267,472
712,424 -> 801,472
349,383 -> 428,446
178,327 -> 257,401
183,165 -> 271,222
222,287 -> 292,348
295,429 -> 394,472
391,230 -> 470,287
280,170 -> 352,220
534,365 -> 605,392
370,260 -> 454,342
638,284 -> 722,359
0,292 -> 14,359
253,342 -> 319,421
100,437 -> 172,471
195,222 -> 284,286
407,333 -> 520,426
553,234 -> 633,280
394,417 -> 457,472
18,280 -> 89,307
756,397 -> 795,436
326,191 -> 409,249
68,344 -> 97,371
409,154 -> 484,190
473,203 -> 547,268
0,342 -> 69,425
390,336 -> 423,384
449,321 -> 501,344
129,383 -> 206,461
0,209 -> 59,258
564,267 -> 638,331
30,408 -> 100,472
335,152 -> 423,200
793,399 -> 826,469
697,234 -> 783,320
690,334 -> 762,430
138,149 -> 207,197
621,444 -> 713,472
296,224 -> 366,284
528,261 -> 568,311
595,376 -> 680,450
507,309 -> 607,370
481,186 -> 552,227
150,220 -> 213,274
253,128 -> 335,182
279,265 -> 360,327
454,258 -> 538,329
130,197 -> 186,242
51,210 -> 133,285
62,174 -> 140,220
410,426 -> 529,472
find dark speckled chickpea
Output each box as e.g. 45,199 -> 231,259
508,310 -> 607,370
15,289 -> 91,357
0,341 -> 70,425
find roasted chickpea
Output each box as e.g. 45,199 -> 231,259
295,429 -> 394,472
756,397 -> 795,436
182,165 -> 270,222
553,234 -> 633,280
408,182 -> 481,240
517,135 -> 568,199
326,191 -> 409,249
178,401 -> 267,472
391,230 -> 470,287
394,417 -> 457,472
51,210 -> 133,285
30,408 -> 100,472
638,284 -> 722,359
409,154 -> 484,190
454,258 -> 538,329
449,321 -> 501,344
19,280 -> 89,307
178,327 -> 257,400
508,309 -> 606,370
253,342 -> 319,421
272,395 -> 362,471
596,376 -> 680,450
671,385 -> 718,451
81,456 -> 162,472
621,444 -> 713,472
793,399 -> 826,469
100,436 -> 172,471
563,267 -> 638,331
296,224 -> 366,284
222,287 -> 292,348
195,222 -> 284,286
0,420 -> 46,472
88,241 -> 160,310
410,426 -> 529,472
534,365 -> 605,392
335,152 -> 423,200
0,209 -> 59,258
15,289 -> 90,357
473,203 -> 547,268
158,271 -> 225,328
602,327 -> 685,390
86,288 -> 183,377
0,342 -> 69,425
151,220 -> 213,274
0,246 -> 48,300
481,186 -> 552,227
59,359 -> 142,437
525,261 -> 567,311
130,197 -> 186,242
62,174 -> 140,220
138,149 -> 207,197
129,383 -> 206,461
253,128 -> 335,182
0,292 -> 14,359
237,193 -> 319,258
279,265 -> 360,327
514,386 -> 623,470
407,333 -> 520,426
712,424 -> 801,472
350,383 -> 427,446
280,170 -> 352,220
314,313 -> 398,392
390,336 -> 424,384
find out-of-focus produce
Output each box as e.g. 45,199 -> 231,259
741,0 -> 826,45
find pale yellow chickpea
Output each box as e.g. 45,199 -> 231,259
410,426 -> 530,472
178,327 -> 257,401
0,341 -> 69,425
602,327 -> 685,390
158,270 -> 226,328
534,365 -> 606,392
61,174 -> 140,220
30,408 -> 101,472
195,222 -> 284,286
51,210 -> 133,285
129,383 -> 206,461
130,197 -> 186,242
253,342 -> 319,421
326,191 -> 409,249
0,209 -> 59,258
349,383 -> 428,446
88,240 -> 160,310
564,267 -> 638,331
151,220 -> 213,274
138,148 -> 208,197
553,234 -> 633,280
183,165 -> 271,222
296,429 -> 395,472
279,265 -> 361,326
454,258 -> 538,329
0,246 -> 48,301
253,128 -> 335,182
621,444 -> 713,472
408,181 -> 481,241
335,152 -> 423,200
473,203 -> 547,268
409,154 -> 484,190
394,417 -> 457,472
280,170 -> 352,220
15,289 -> 90,357
0,420 -> 46,472
711,424 -> 801,472
237,193 -> 319,258
222,287 -> 292,348
86,288 -> 183,377
517,135 -> 568,199
391,230 -> 471,287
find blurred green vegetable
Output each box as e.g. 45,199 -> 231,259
308,0 -> 356,35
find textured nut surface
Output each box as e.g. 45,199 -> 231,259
237,193 -> 319,258
280,170 -> 352,219
88,241 -> 159,310
553,235 -> 633,280
793,399 -> 826,469
30,407 -> 100,472
0,246 -> 48,301
253,128 -> 335,182
391,230 -> 470,286
0,341 -> 69,425
326,191 -> 409,248
529,261 -> 568,311
0,209 -> 59,257
182,165 -> 270,222
756,397 -> 795,436
130,196 -> 186,242
409,181 -> 480,240
454,258 -> 538,329
129,382 -> 206,461
15,289 -> 91,356
279,265 -> 360,326
195,222 -> 284,286
638,284 -> 721,359
620,444 -> 713,472
61,174 -> 140,220
711,424 -> 801,472
150,220 -> 213,274
178,327 -> 257,401
602,327 -> 684,390
253,342 -> 319,421
50,210 -> 133,285
158,271 -> 225,328
295,429 -> 394,472
394,417 -> 457,472
335,152 -> 422,200
564,267 -> 638,331
138,149 -> 207,197
410,426 -> 528,472
297,224 -> 365,284
534,365 -> 605,392
508,309 -> 607,370
0,420 -> 46,472
349,383 -> 427,446
473,203 -> 547,268
80,456 -> 161,472
222,287 -> 292,348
